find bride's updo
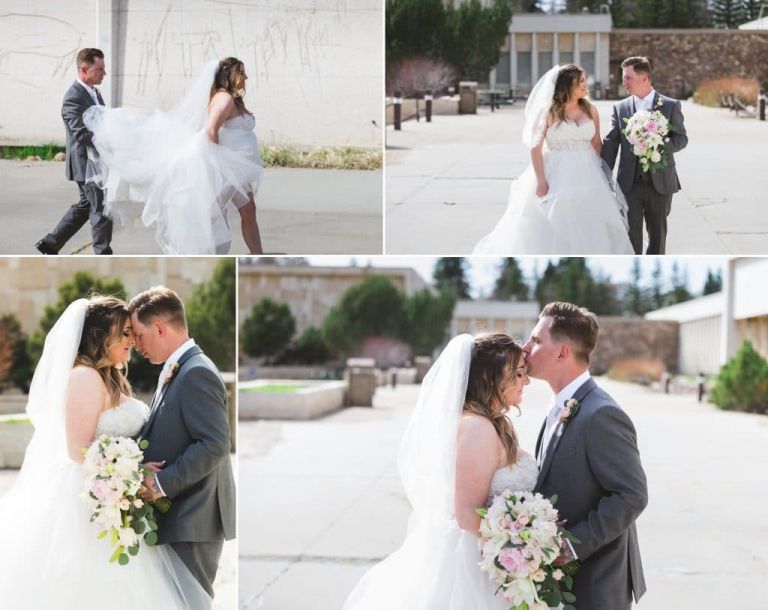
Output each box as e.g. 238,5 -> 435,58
74,295 -> 133,405
463,333 -> 522,465
210,56 -> 253,116
549,63 -> 592,126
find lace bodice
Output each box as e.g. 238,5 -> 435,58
222,113 -> 255,132
94,397 -> 149,438
545,120 -> 595,152
487,455 -> 539,504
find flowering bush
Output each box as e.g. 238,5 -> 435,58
82,435 -> 169,565
477,491 -> 579,610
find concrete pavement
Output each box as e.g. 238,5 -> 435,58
0,456 -> 237,610
385,100 -> 768,254
239,378 -> 768,609
0,162 -> 382,255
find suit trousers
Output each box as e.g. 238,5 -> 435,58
170,539 -> 225,598
627,177 -> 673,255
42,181 -> 113,254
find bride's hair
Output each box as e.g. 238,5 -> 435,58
549,64 -> 592,126
74,295 -> 133,405
210,57 -> 252,116
463,333 -> 523,465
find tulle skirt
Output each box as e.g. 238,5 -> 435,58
84,105 -> 263,254
343,518 -> 508,610
473,149 -> 633,255
0,456 -> 211,609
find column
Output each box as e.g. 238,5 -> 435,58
574,32 -> 580,66
531,32 -> 538,84
553,32 -> 559,66
97,0 -> 119,106
595,32 -> 602,86
510,33 -> 517,95
720,258 -> 738,364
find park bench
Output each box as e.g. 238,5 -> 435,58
733,96 -> 756,118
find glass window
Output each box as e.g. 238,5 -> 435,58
538,51 -> 553,76
496,51 -> 511,87
559,51 -> 574,65
581,51 -> 595,83
517,51 -> 532,86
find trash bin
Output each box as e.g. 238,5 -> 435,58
345,358 -> 377,406
459,81 -> 478,114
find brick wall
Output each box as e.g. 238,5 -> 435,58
592,317 -> 679,374
609,30 -> 768,99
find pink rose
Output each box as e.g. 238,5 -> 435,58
498,548 -> 528,574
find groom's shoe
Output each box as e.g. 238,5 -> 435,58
35,239 -> 58,255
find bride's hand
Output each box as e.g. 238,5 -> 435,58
536,179 -> 549,198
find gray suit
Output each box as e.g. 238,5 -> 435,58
601,92 -> 688,254
141,345 -> 236,597
39,81 -> 113,254
534,378 -> 648,610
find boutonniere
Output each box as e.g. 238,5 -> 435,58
559,398 -> 580,425
163,362 -> 180,385
654,97 -> 664,110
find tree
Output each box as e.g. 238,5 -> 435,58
386,0 -> 448,68
241,299 -> 296,361
0,320 -> 14,388
401,288 -> 457,355
441,0 -> 514,81
185,258 -> 236,372
711,0 -> 746,28
433,257 -> 471,299
702,268 -> 722,295
28,271 -> 127,368
743,0 -> 762,22
534,258 -> 619,315
0,314 -> 33,392
277,327 -> 332,365
493,258 -> 529,301
624,259 -> 648,316
650,259 -> 664,311
322,276 -> 406,354
710,340 -> 768,413
664,261 -> 693,305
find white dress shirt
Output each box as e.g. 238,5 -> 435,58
633,88 -> 656,113
539,370 -> 592,466
76,77 -> 101,106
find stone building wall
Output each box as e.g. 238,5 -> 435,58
592,317 -> 679,374
609,30 -> 768,99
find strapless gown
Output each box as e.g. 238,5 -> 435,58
0,397 -> 211,609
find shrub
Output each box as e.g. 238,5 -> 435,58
710,340 -> 768,414
693,77 -> 759,108
241,299 -> 296,361
387,57 -> 457,97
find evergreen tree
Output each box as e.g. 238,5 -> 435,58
241,299 -> 296,361
711,0 -> 746,28
401,288 -> 457,355
493,258 -> 530,301
702,268 -> 723,295
650,259 -> 664,310
533,259 -> 618,315
664,261 -> 693,305
433,257 -> 472,299
743,0 -> 762,22
624,258 -> 648,316
711,340 -> 768,413
386,0 -> 448,68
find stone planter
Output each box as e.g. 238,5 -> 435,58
239,380 -> 347,420
0,415 -> 33,469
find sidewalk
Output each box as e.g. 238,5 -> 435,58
385,101 -> 768,254
0,457 -> 237,610
0,162 -> 382,255
239,378 -> 768,609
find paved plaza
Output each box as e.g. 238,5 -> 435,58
0,163 -> 382,255
239,377 -> 768,610
385,100 -> 768,254
0,457 -> 238,610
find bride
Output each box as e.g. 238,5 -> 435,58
473,64 -> 634,255
84,57 -> 263,255
343,333 -> 538,609
0,296 -> 210,609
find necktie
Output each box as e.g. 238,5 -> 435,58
539,400 -> 561,465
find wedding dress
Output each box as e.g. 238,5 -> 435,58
343,335 -> 540,610
0,300 -> 211,609
83,60 -> 262,254
473,68 -> 634,255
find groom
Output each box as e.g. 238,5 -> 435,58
601,56 -> 688,255
129,286 -> 236,597
36,47 -> 113,255
523,302 -> 647,610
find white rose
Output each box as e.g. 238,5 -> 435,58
651,151 -> 661,163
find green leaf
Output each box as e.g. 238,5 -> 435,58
118,553 -> 129,566
109,545 -> 124,563
563,592 -> 576,603
144,531 -> 158,546
565,575 -> 573,589
139,439 -> 149,450
563,605 -> 576,610
97,530 -> 108,540
132,520 -> 146,534
475,507 -> 487,517
548,494 -> 558,504
128,544 -> 140,556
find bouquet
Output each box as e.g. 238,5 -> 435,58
82,435 -> 170,565
476,491 -> 580,610
622,109 -> 671,174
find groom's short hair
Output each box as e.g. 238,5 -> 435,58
76,48 -> 104,67
621,56 -> 651,77
128,286 -> 187,330
540,302 -> 599,365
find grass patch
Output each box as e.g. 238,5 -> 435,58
0,418 -> 31,425
694,77 -> 759,108
241,384 -> 304,394
1,145 -> 65,160
260,145 -> 382,170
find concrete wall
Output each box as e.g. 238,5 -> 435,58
0,0 -> 383,148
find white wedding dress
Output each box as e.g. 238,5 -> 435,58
473,118 -> 634,255
83,60 -> 263,254
344,334 -> 542,610
0,396 -> 211,609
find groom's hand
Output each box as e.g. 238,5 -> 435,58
553,538 -> 577,566
141,473 -> 164,501
143,460 -> 166,473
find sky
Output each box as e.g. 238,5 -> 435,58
301,256 -> 728,299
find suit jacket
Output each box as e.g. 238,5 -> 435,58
140,345 -> 236,544
534,378 -> 648,610
601,91 -> 688,196
62,81 -> 103,182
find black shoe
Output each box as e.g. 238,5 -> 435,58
35,239 -> 58,255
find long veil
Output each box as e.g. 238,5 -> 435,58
344,334 -> 479,609
84,60 -> 262,254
